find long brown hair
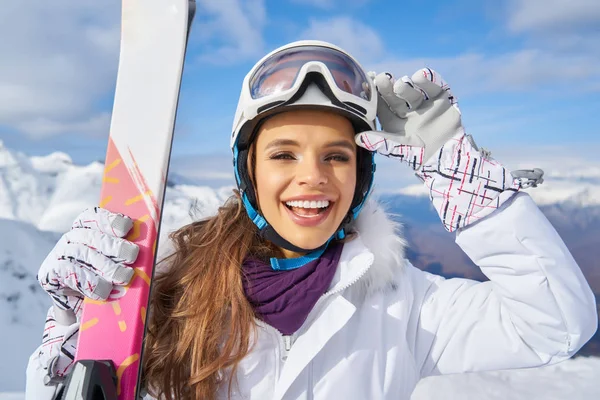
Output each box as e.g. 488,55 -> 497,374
142,191 -> 282,399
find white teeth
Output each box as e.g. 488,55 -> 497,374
285,200 -> 330,209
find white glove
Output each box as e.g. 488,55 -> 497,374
358,68 -> 463,162
36,207 -> 139,381
356,69 -> 541,232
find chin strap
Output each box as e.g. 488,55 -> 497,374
268,229 -> 346,271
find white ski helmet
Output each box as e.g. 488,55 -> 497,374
231,40 -> 377,253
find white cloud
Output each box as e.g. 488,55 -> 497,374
298,16 -> 385,63
507,0 -> 600,33
298,2 -> 593,96
1,0 -> 267,140
15,112 -> 112,139
497,0 -> 600,86
0,0 -> 121,139
369,48 -> 600,95
194,0 -> 266,64
291,10 -> 599,98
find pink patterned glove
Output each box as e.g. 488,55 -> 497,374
36,207 -> 139,381
357,69 -> 542,232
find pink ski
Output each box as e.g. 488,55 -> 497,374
60,1 -> 196,399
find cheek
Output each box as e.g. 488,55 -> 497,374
340,171 -> 357,203
254,160 -> 287,206
332,164 -> 357,208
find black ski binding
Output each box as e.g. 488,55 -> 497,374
54,360 -> 118,400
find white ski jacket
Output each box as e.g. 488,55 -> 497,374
26,192 -> 597,399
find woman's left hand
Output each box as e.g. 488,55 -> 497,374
356,68 -> 464,165
357,67 -> 543,232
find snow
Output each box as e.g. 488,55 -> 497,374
0,219 -> 61,392
1,141 -> 599,397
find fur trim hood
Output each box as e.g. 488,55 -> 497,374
344,196 -> 407,296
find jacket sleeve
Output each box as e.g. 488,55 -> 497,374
25,346 -> 64,400
408,191 -> 597,378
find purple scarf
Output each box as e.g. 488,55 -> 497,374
242,243 -> 343,335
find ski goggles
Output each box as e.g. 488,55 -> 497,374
246,45 -> 374,116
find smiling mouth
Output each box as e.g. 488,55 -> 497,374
284,200 -> 333,217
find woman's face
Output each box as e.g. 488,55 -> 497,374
253,109 -> 357,258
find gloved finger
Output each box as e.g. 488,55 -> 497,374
356,131 -> 425,154
411,68 -> 448,101
53,306 -> 77,325
375,91 -> 409,133
58,242 -> 135,285
47,291 -> 85,317
63,229 -> 139,265
71,207 -> 134,238
373,73 -> 410,117
393,76 -> 425,110
38,258 -> 115,302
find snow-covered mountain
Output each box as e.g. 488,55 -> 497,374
0,141 -> 232,393
1,140 -> 599,397
396,172 -> 600,207
0,218 -> 61,392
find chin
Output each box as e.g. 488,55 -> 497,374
264,201 -> 348,253
277,202 -> 345,249
286,231 -> 332,251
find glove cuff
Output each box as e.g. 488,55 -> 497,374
414,133 -> 521,232
41,306 -> 80,381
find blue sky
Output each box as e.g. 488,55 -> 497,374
1,0 -> 599,189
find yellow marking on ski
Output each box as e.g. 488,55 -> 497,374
116,354 -> 140,396
104,158 -> 121,173
134,267 -> 151,287
81,318 -> 99,332
126,215 -> 149,241
112,302 -> 122,316
99,196 -> 113,208
141,307 -> 147,325
102,158 -> 121,184
125,190 -> 153,206
118,320 -> 127,332
83,298 -> 106,305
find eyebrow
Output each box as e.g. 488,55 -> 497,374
265,139 -> 355,151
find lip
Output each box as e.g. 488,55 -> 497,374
283,201 -> 334,227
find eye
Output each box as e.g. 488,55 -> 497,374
325,154 -> 351,162
269,152 -> 296,160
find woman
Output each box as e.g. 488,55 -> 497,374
27,40 -> 597,400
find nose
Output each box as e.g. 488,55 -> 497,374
296,155 -> 328,187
